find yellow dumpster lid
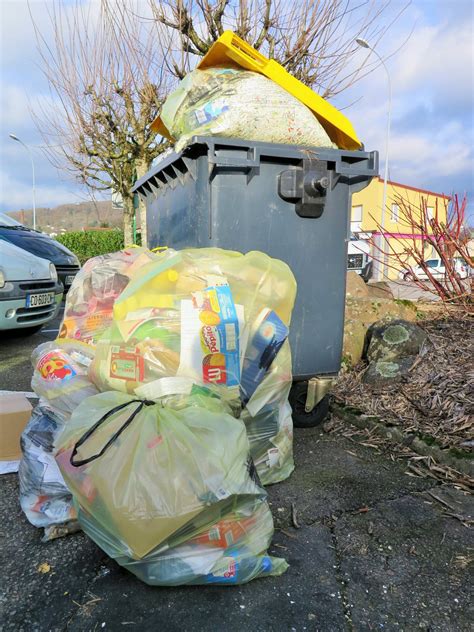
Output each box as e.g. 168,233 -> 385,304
152,31 -> 362,150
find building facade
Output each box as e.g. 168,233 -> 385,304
350,177 -> 450,280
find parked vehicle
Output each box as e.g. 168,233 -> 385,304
0,213 -> 80,290
347,237 -> 373,282
0,240 -> 63,333
399,258 -> 470,281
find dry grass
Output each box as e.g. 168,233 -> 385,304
335,308 -> 473,450
332,306 -> 473,489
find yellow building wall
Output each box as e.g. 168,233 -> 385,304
352,178 -> 448,233
350,178 -> 449,279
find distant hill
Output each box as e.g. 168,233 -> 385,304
6,200 -> 125,234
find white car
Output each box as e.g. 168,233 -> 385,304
399,258 -> 470,281
0,240 -> 63,334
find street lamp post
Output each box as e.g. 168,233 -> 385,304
9,133 -> 37,231
355,38 -> 392,280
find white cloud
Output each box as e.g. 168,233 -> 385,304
0,168 -> 93,210
338,1 -> 473,209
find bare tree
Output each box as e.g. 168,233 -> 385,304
31,0 -> 169,246
369,194 -> 473,313
150,0 -> 408,98
32,0 -> 407,249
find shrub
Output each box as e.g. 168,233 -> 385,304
56,230 -> 125,264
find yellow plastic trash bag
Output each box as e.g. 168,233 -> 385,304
90,248 -> 296,401
160,67 -> 335,152
31,340 -> 98,421
58,248 -> 158,345
76,496 -> 286,586
55,390 -> 287,584
88,247 -> 297,484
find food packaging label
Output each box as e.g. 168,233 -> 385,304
179,284 -> 243,387
37,352 -> 77,382
109,346 -> 144,382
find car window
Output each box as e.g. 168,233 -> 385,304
425,260 -> 440,268
0,229 -> 70,261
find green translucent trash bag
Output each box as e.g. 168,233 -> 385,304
76,496 -> 287,586
88,248 -> 297,483
161,67 -> 335,152
55,390 -> 287,584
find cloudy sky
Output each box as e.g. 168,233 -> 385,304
0,0 -> 473,220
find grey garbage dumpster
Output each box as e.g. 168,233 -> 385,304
133,136 -> 378,425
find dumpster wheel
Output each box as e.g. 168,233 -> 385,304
289,382 -> 330,428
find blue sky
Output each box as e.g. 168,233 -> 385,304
1,0 -> 473,221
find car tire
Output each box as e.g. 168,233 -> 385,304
289,382 -> 330,428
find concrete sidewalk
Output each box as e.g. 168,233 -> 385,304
1,424 -> 472,632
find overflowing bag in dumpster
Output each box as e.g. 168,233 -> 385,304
88,247 -> 296,483
19,406 -> 78,541
159,67 -> 335,152
58,248 -> 157,345
31,340 -> 98,421
55,390 -> 287,585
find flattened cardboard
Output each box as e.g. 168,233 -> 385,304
0,393 -> 32,461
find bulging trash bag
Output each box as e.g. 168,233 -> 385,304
90,248 -> 296,402
31,340 -> 98,421
19,406 -> 77,540
77,497 -> 286,586
88,247 -> 297,484
160,67 -> 335,152
55,390 -> 287,584
58,248 -> 158,345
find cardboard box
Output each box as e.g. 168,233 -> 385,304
0,393 -> 32,461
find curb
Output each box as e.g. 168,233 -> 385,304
331,402 -> 474,478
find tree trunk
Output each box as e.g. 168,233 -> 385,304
123,195 -> 135,247
135,159 -> 149,248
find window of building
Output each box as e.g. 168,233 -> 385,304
390,203 -> 399,223
426,206 -> 434,220
351,205 -> 363,233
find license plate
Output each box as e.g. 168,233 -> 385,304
26,292 -> 55,308
65,275 -> 76,285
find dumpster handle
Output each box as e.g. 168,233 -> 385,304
207,142 -> 261,169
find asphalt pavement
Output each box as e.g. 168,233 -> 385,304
1,306 -> 472,631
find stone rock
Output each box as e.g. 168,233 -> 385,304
343,298 -> 417,366
366,281 -> 394,300
365,319 -> 427,363
363,356 -> 416,385
345,271 -> 369,298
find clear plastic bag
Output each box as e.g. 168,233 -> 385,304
160,67 -> 335,151
58,248 -> 158,345
90,248 -> 295,398
19,406 -> 77,539
77,498 -> 286,586
55,391 -> 287,584
31,340 -> 98,421
242,340 -> 294,485
89,247 -> 297,483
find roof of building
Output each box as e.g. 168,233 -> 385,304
377,177 -> 451,200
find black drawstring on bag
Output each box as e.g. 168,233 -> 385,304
70,399 -> 154,467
